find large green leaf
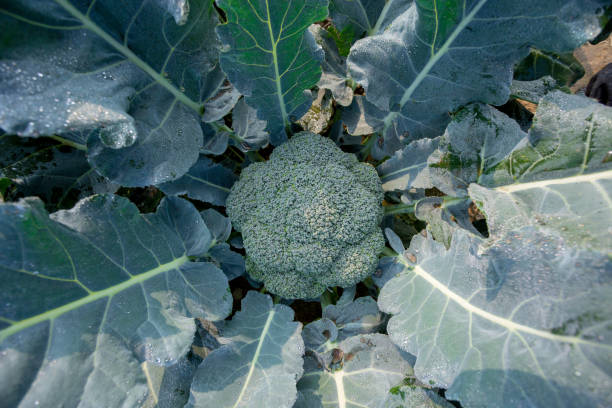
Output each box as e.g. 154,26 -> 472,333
379,225 -> 612,407
377,89 -> 612,406
141,356 -> 199,408
347,0 -> 606,143
215,0 -> 328,144
0,195 -> 232,407
470,171 -> 612,254
186,291 -> 304,408
382,91 -> 612,203
0,0 -> 228,186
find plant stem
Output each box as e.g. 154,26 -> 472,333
381,247 -> 398,258
247,151 -> 266,162
384,202 -> 416,215
49,135 -> 87,151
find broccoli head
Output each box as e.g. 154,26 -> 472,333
226,132 -> 385,299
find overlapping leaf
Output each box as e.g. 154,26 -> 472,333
310,25 -> 354,107
303,296 -> 385,355
383,385 -> 455,408
216,0 -> 328,144
186,292 -> 304,408
141,356 -> 199,408
414,196 -> 481,248
231,98 -> 269,152
0,133 -> 117,211
295,334 -> 417,408
347,0 -> 606,144
514,48 -> 585,87
330,0 -> 413,38
0,195 -> 232,407
379,225 -> 612,407
382,91 -> 612,202
377,137 -> 439,191
0,0 -> 231,185
200,209 -> 245,281
377,87 -> 612,406
158,155 -> 237,206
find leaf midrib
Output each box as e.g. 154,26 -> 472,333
232,309 -> 276,408
53,0 -> 202,113
0,255 -> 190,342
394,254 -> 612,350
382,0 -> 489,131
496,169 -> 612,193
264,0 -> 289,128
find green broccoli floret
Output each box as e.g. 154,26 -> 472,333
226,132 -> 385,299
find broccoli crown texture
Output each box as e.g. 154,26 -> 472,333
226,132 -> 385,299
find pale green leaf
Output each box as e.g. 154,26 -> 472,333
295,334 -> 415,408
186,291 -> 304,408
0,195 -> 232,407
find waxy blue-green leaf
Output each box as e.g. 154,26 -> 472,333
158,155 -> 237,206
186,291 -> 304,408
302,295 -> 386,374
200,209 -> 245,281
295,334 -> 416,408
0,195 -> 232,407
379,225 -> 612,407
377,137 -> 439,191
394,92 -> 612,203
0,0 -> 228,186
84,85 -> 205,186
385,227 -> 406,255
426,103 -> 527,197
500,91 -> 612,182
141,356 -> 199,408
330,0 -> 413,38
378,90 -> 612,406
304,296 -> 385,352
509,76 -> 560,104
383,386 -> 455,408
414,196 -> 481,248
201,121 -> 231,156
427,93 -> 612,249
348,0 -> 606,143
325,296 -> 385,339
201,68 -> 242,123
469,170 -> 612,255
215,0 -> 328,144
0,133 -> 117,211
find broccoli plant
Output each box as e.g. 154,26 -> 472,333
226,132 -> 384,299
1,1 -> 611,408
